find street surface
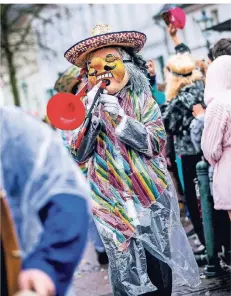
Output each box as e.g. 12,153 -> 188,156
74,242 -> 231,296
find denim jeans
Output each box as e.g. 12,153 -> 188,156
89,218 -> 105,252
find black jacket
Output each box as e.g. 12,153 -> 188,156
162,80 -> 205,155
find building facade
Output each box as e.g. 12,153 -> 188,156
2,4 -> 231,116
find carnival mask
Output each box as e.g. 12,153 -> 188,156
87,47 -> 130,94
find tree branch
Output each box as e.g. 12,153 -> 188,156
12,20 -> 34,51
7,4 -> 46,28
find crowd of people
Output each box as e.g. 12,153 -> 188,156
143,26 -> 231,260
1,19 -> 231,296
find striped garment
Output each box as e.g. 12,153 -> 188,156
59,130 -> 73,150
70,89 -> 168,245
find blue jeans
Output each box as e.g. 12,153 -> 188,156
89,218 -> 105,252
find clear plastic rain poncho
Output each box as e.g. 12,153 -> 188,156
70,88 -> 201,295
0,106 -> 90,260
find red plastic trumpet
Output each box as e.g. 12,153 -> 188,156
47,83 -> 88,131
47,80 -> 109,132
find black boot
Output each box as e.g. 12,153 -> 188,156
96,249 -> 109,265
140,250 -> 172,296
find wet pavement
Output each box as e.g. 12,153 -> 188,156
172,272 -> 231,296
73,242 -> 112,296
73,201 -> 230,296
73,242 -> 231,296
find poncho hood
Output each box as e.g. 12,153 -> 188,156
204,55 -> 231,106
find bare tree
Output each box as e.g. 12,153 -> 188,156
1,4 -> 69,106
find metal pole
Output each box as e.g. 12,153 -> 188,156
196,160 -> 221,277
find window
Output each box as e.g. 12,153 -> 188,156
211,9 -> 219,25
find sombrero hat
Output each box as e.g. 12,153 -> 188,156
64,24 -> 147,67
54,66 -> 84,93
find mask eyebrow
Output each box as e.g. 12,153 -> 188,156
106,54 -> 116,58
105,54 -> 121,62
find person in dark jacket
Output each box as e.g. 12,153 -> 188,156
163,53 -> 206,246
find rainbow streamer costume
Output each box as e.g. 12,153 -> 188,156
70,88 -> 200,295
71,89 -> 167,244
67,24 -> 200,296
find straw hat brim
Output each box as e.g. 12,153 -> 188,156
64,31 -> 147,67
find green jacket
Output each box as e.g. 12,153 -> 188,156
151,84 -> 166,106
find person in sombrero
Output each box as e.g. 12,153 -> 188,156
65,24 -> 200,296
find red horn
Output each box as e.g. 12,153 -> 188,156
46,83 -> 88,130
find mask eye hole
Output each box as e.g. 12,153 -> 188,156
105,54 -> 119,63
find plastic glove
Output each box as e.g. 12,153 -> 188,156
99,91 -> 124,118
86,82 -> 102,110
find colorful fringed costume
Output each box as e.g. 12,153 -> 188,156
66,24 -> 200,296
71,89 -> 168,244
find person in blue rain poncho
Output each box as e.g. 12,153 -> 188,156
0,106 -> 90,296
